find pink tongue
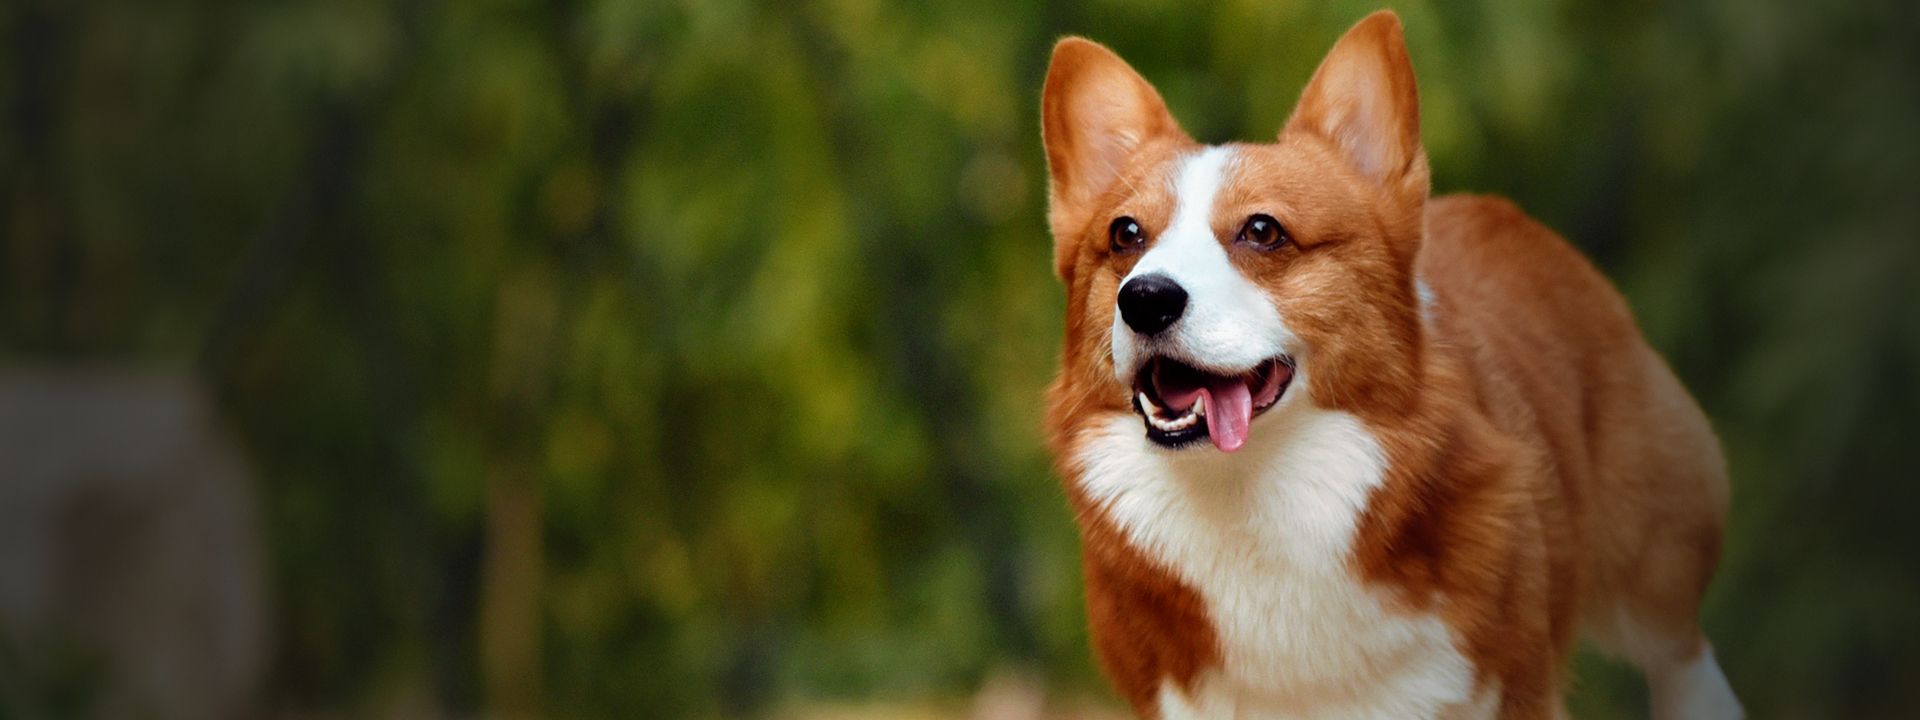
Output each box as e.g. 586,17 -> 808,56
1201,377 -> 1253,453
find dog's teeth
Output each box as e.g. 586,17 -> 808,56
1138,392 -> 1165,417
1140,388 -> 1207,433
1144,404 -> 1196,431
1146,407 -> 1198,432
1194,394 -> 1207,417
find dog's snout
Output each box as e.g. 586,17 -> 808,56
1118,274 -> 1188,336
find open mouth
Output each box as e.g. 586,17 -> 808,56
1131,356 -> 1294,452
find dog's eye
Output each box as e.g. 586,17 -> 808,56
1109,216 -> 1146,252
1238,214 -> 1289,249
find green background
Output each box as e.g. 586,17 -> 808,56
4,0 -> 1917,716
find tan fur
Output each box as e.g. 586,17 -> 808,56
1041,11 -> 1729,719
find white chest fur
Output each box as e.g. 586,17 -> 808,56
1074,399 -> 1493,720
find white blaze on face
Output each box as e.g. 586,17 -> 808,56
1112,146 -> 1292,381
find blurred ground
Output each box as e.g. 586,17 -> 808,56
777,672 -> 1124,720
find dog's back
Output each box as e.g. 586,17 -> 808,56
1422,194 -> 1737,717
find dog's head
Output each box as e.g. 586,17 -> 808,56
1043,11 -> 1429,453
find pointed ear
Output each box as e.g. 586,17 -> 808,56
1042,37 -> 1183,276
1284,11 -> 1426,194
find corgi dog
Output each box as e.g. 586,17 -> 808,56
1039,11 -> 1741,720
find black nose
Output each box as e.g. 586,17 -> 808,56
1118,273 -> 1188,336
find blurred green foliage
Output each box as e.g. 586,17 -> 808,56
3,0 -> 1917,717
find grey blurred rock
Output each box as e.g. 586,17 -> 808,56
0,368 -> 266,719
